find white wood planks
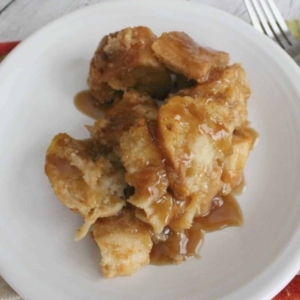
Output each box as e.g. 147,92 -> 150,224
0,0 -> 15,13
0,0 -> 299,40
0,0 -> 102,40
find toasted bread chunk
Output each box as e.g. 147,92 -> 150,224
168,162 -> 223,231
88,59 -> 118,104
89,26 -> 171,100
178,64 -> 250,129
45,133 -> 126,240
152,31 -> 229,83
157,95 -> 236,229
92,208 -> 152,278
222,128 -> 256,195
120,119 -> 175,233
105,90 -> 158,121
88,90 -> 158,156
45,26 -> 255,277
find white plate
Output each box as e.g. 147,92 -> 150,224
1,0 -> 300,299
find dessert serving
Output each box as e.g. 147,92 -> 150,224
44,26 -> 257,278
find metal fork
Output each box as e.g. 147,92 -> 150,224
244,0 -> 300,64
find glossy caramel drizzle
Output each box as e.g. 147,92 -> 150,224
150,195 -> 243,265
74,90 -> 110,119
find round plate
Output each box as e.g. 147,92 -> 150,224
1,1 -> 300,299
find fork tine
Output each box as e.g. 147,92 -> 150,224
244,0 -> 264,33
251,0 -> 276,39
259,0 -> 290,48
265,0 -> 289,33
265,0 -> 295,45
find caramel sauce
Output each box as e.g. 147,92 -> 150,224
232,175 -> 246,195
150,224 -> 204,265
149,194 -> 175,228
74,90 -> 110,119
195,194 -> 243,232
235,127 -> 259,150
248,127 -> 259,149
150,194 -> 242,265
73,90 -> 257,267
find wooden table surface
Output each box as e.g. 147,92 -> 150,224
0,0 -> 300,41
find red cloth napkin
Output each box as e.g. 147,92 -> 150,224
0,41 -> 299,299
273,276 -> 300,299
0,42 -> 19,61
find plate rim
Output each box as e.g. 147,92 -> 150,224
1,1 -> 300,299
